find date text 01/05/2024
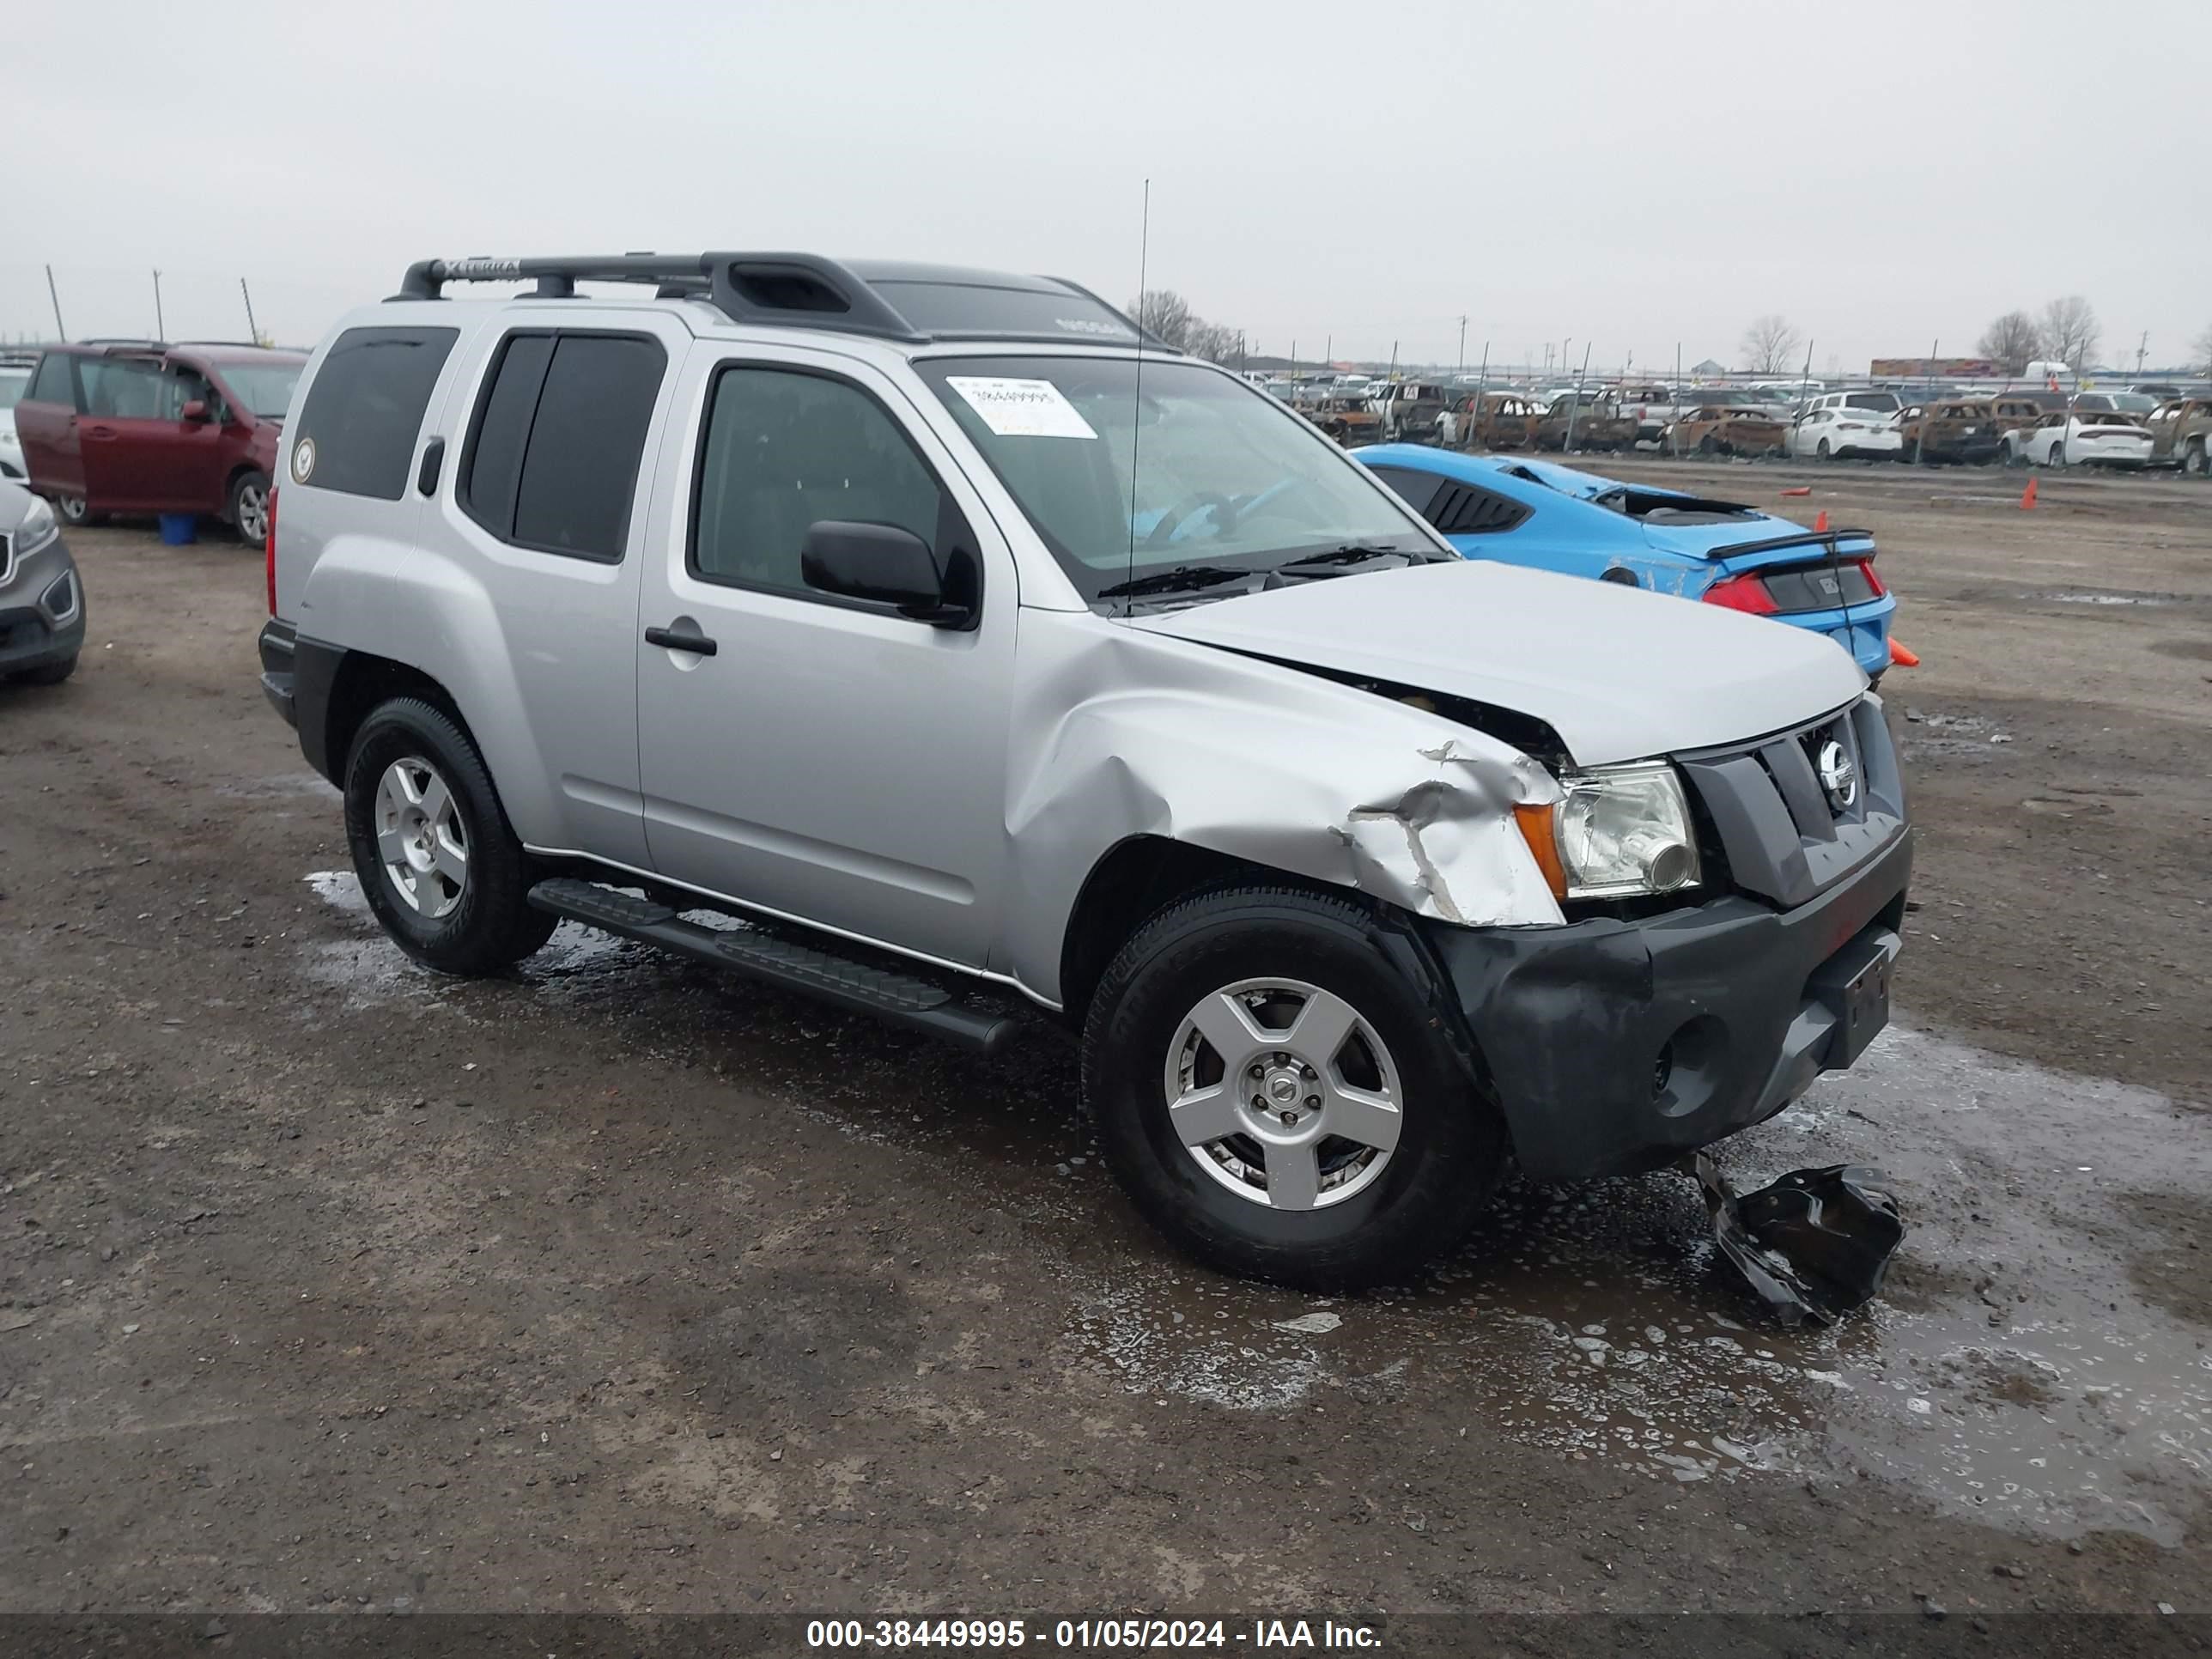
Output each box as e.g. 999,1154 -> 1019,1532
805,1619 -> 1383,1650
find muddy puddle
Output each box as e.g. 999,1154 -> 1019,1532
295,870 -> 2212,1545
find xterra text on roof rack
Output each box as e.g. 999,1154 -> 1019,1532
258,252 -> 1911,1289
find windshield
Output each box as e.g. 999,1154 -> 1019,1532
918,356 -> 1436,603
210,362 -> 302,418
2104,392 -> 2156,414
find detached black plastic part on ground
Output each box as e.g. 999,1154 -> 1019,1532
1686,1152 -> 1904,1326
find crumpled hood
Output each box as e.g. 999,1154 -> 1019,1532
1125,560 -> 1867,767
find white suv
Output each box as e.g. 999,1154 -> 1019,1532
258,252 -> 1911,1289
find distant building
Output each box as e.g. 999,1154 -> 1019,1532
1689,358 -> 1729,378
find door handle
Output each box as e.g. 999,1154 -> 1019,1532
645,622 -> 718,656
83,425 -> 118,441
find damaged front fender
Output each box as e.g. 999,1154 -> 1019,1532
998,611 -> 1565,1001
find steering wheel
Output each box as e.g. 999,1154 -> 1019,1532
1144,490 -> 1238,548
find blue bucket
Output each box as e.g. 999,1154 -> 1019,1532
158,513 -> 198,546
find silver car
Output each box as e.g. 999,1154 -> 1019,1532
1,479 -> 84,684
258,253 -> 1911,1290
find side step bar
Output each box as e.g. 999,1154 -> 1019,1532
526,878 -> 1018,1055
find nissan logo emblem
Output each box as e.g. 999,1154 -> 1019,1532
1817,739 -> 1858,811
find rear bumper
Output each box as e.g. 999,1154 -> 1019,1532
258,617 -> 298,726
1425,825 -> 1913,1182
1781,594 -> 1895,678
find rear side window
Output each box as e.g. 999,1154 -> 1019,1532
460,331 -> 665,562
294,326 -> 459,500
27,354 -> 78,407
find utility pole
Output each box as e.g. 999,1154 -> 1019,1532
1456,315 -> 1467,379
153,268 -> 165,339
240,277 -> 261,344
2136,331 -> 2148,375
45,264 -> 67,340
1563,342 -> 1592,453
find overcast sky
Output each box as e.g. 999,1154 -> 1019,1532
9,0 -> 2209,373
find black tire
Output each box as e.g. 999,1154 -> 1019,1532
1816,438 -> 1832,460
228,470 -> 271,544
2186,440 -> 2209,478
343,696 -> 558,975
1698,432 -> 1719,456
12,653 -> 77,686
1082,885 -> 1508,1291
54,494 -> 103,527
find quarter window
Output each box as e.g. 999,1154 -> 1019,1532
690,367 -> 954,601
294,326 -> 459,500
460,331 -> 665,561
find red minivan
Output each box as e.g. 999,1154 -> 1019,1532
14,341 -> 305,543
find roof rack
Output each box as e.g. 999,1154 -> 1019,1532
388,252 -> 1169,350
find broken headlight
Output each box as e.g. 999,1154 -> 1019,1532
1526,763 -> 1701,900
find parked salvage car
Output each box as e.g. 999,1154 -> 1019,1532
1904,398 -> 2006,465
1534,390 -> 1637,453
2014,410 -> 2156,469
2144,398 -> 2212,474
0,478 -> 86,684
0,354 -> 33,486
258,250 -> 1911,1292
1671,405 -> 1788,458
1357,444 -> 1898,679
1788,406 -> 1904,462
1370,381 -> 1455,444
13,340 -> 304,539
1303,391 -> 1384,446
1452,391 -> 1542,451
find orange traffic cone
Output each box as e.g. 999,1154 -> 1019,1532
2021,477 -> 2038,509
1779,486 -> 1812,497
1888,638 -> 1920,668
1814,508 -> 1829,532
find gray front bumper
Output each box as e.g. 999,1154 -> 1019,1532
1424,825 -> 1912,1182
0,529 -> 85,675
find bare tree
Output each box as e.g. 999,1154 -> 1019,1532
1182,319 -> 1241,366
1127,289 -> 1245,365
1127,290 -> 1194,351
1738,314 -> 1804,375
2195,323 -> 2212,376
2039,295 -> 2100,370
1976,310 -> 2044,376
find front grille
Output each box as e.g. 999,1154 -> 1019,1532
1675,697 -> 1905,909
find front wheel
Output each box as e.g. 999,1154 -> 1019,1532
1083,886 -> 1507,1291
2186,440 -> 2209,477
343,696 -> 558,975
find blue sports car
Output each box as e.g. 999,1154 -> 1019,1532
1353,445 -> 1899,680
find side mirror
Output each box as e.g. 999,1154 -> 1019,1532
802,521 -> 968,625
180,399 -> 210,422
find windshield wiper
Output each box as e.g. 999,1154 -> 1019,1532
1275,544 -> 1424,572
1095,564 -> 1256,599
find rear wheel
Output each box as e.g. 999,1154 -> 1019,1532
228,470 -> 271,544
343,697 -> 557,975
1084,886 -> 1507,1291
2186,439 -> 2209,477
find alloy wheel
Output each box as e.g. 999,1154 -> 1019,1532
373,756 -> 469,919
1162,978 -> 1403,1211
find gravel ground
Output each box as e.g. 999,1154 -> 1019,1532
1,463 -> 2206,1632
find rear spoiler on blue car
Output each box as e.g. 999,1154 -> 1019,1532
1707,528 -> 1877,560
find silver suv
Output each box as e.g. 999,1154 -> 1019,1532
258,252 -> 1911,1289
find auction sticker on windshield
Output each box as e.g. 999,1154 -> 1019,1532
946,377 -> 1099,440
